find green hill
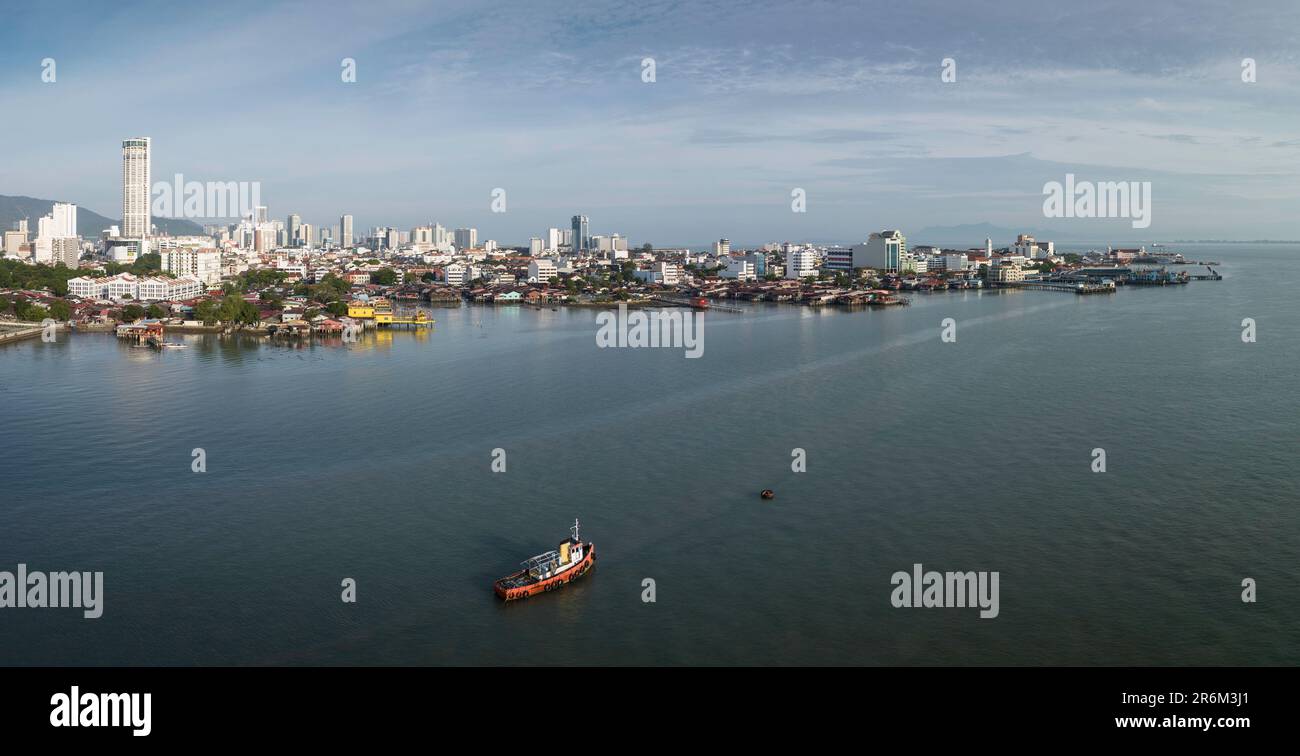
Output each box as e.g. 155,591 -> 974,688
0,194 -> 206,238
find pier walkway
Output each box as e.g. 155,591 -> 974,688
650,296 -> 746,313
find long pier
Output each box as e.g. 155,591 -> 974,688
650,296 -> 746,313
1005,281 -> 1115,294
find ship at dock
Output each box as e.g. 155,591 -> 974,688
493,519 -> 596,601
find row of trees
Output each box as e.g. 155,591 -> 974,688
193,293 -> 261,326
0,259 -> 84,296
0,294 -> 71,322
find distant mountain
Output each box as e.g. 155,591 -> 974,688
911,222 -> 1047,247
0,194 -> 205,238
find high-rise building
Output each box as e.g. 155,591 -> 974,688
454,227 -> 477,249
339,215 -> 353,248
50,202 -> 77,238
714,238 -> 730,256
300,223 -> 314,247
161,248 -> 221,285
288,214 -> 301,245
851,230 -> 906,272
122,137 -> 151,238
571,215 -> 589,252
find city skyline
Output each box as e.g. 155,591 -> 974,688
5,1 -> 1300,243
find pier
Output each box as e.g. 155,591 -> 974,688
650,296 -> 745,313
0,322 -> 46,344
1005,281 -> 1115,294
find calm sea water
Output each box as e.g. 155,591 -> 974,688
2,244 -> 1297,665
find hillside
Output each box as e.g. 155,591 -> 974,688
0,194 -> 205,238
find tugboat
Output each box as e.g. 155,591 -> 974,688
493,520 -> 596,601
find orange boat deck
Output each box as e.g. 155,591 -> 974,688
494,543 -> 596,601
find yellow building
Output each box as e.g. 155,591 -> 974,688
347,300 -> 374,318
372,299 -> 393,324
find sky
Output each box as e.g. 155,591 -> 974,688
2,0 -> 1300,246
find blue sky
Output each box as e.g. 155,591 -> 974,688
2,0 -> 1300,245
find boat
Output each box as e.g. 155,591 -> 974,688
493,519 -> 596,601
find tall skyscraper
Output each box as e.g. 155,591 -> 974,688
571,215 -> 589,252
51,202 -> 77,238
454,227 -> 477,249
340,215 -> 353,248
122,137 -> 151,238
288,214 -> 301,245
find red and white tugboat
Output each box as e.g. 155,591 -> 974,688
494,520 -> 596,601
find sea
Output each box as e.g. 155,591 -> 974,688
1,243 -> 1296,665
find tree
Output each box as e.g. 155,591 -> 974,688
19,303 -> 49,322
371,268 -> 397,286
48,300 -> 72,321
146,304 -> 166,319
194,300 -> 218,325
121,304 -> 145,322
326,301 -> 348,317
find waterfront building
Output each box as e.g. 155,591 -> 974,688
786,248 -> 819,279
528,259 -> 558,283
67,272 -> 203,300
988,265 -> 1026,283
721,257 -> 757,281
1014,234 -> 1054,259
823,245 -> 853,272
122,137 -> 151,238
851,230 -> 906,272
633,261 -> 682,286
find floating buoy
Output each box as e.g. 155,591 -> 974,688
760,489 -> 775,500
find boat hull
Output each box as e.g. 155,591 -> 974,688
494,544 -> 596,601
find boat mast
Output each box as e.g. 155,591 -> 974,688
571,518 -> 581,542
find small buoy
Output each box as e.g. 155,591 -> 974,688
760,489 -> 775,500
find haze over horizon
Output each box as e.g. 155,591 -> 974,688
3,0 -> 1299,245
